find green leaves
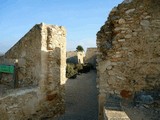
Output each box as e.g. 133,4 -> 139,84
76,45 -> 84,52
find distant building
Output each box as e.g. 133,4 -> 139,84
66,51 -> 85,64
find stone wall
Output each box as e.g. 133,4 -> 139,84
0,56 -> 16,88
5,24 -> 42,87
66,51 -> 85,64
97,0 -> 160,119
85,47 -> 97,68
66,51 -> 78,64
77,51 -> 85,64
0,23 -> 66,119
0,56 -> 16,65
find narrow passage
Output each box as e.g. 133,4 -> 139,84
56,70 -> 98,120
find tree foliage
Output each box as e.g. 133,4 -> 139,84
76,45 -> 84,52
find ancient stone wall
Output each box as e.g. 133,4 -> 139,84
5,25 -> 42,87
85,48 -> 97,68
97,0 -> 160,119
97,0 -> 160,96
0,53 -> 17,87
0,23 -> 66,119
66,51 -> 78,64
66,51 -> 85,64
0,56 -> 16,65
77,51 -> 85,64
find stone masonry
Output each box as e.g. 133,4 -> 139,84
96,0 -> 160,119
0,23 -> 66,119
66,51 -> 77,64
66,51 -> 85,64
85,47 -> 97,68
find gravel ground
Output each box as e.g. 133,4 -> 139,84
54,70 -> 98,120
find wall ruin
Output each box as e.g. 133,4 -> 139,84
66,51 -> 85,64
0,57 -> 17,89
77,51 -> 85,64
96,0 -> 160,119
0,23 -> 66,119
97,0 -> 160,96
85,47 -> 97,68
4,24 -> 42,87
66,51 -> 77,64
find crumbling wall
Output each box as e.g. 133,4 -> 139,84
0,88 -> 39,120
77,51 -> 85,64
66,51 -> 85,64
97,0 -> 160,119
0,56 -> 15,65
97,0 -> 160,96
66,51 -> 78,64
0,56 -> 16,88
0,23 -> 66,119
85,48 -> 97,68
5,25 -> 42,87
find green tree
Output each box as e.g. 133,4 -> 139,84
76,45 -> 84,52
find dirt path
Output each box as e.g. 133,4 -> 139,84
55,70 -> 98,120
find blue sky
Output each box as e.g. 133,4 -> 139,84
0,0 -> 123,53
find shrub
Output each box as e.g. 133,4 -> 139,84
66,63 -> 92,78
66,63 -> 77,79
75,63 -> 83,74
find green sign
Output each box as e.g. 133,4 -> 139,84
0,65 -> 14,73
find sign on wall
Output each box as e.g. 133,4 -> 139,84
0,65 -> 14,73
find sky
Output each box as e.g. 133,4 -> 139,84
0,0 -> 124,53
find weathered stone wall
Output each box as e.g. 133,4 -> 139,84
0,56 -> 16,65
0,88 -> 39,120
85,47 -> 97,68
5,25 -> 42,87
66,51 -> 78,64
97,0 -> 160,95
0,56 -> 16,87
66,51 -> 85,64
0,23 -> 66,119
77,51 -> 85,64
0,87 -> 64,119
97,0 -> 160,119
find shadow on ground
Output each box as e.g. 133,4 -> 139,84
54,70 -> 98,120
